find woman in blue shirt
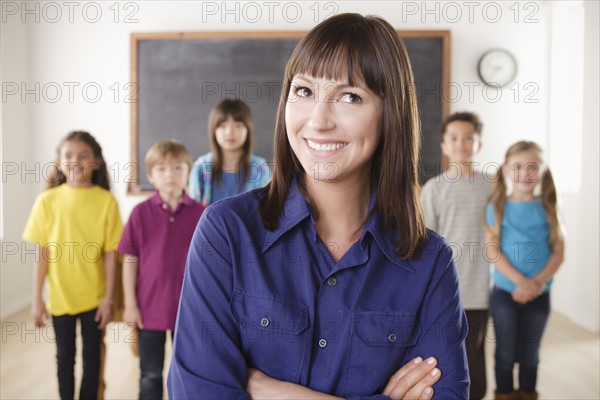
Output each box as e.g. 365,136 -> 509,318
169,13 -> 469,399
189,98 -> 271,206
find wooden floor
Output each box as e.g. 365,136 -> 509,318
1,308 -> 598,399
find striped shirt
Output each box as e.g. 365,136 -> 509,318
420,170 -> 493,309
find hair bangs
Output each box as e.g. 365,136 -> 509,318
286,19 -> 385,96
212,107 -> 236,127
226,107 -> 248,123
145,140 -> 192,174
210,99 -> 253,127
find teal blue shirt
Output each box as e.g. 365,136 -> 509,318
212,171 -> 243,203
189,153 -> 271,206
486,199 -> 552,293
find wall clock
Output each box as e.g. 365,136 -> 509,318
478,49 -> 517,87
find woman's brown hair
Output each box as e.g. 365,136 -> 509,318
485,141 -> 562,246
208,98 -> 254,185
258,13 -> 426,260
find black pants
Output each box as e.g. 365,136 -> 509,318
137,329 -> 174,400
52,309 -> 103,400
465,309 -> 489,400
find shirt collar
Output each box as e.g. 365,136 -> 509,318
262,181 -> 414,273
263,182 -> 312,252
181,191 -> 197,206
150,191 -> 164,206
361,199 -> 415,272
150,190 -> 197,208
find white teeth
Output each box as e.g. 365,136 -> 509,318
307,139 -> 347,152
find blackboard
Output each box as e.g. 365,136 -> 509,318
129,31 -> 449,193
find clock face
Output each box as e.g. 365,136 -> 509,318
478,49 -> 517,87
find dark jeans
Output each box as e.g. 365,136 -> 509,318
52,309 -> 103,400
137,329 -> 173,400
490,287 -> 550,393
465,309 -> 489,400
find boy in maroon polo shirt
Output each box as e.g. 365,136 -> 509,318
119,140 -> 205,399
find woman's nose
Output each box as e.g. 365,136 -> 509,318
308,101 -> 335,132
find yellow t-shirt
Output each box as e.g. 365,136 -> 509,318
23,184 -> 123,315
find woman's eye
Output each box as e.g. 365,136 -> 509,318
340,92 -> 362,103
295,86 -> 312,97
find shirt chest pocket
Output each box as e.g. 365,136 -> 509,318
347,312 -> 420,395
230,291 -> 310,383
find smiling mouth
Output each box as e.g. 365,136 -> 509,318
306,139 -> 348,152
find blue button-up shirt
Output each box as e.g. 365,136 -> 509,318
168,183 -> 469,399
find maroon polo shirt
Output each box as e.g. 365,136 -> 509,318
119,191 -> 205,330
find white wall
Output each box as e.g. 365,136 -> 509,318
551,0 -> 600,332
1,1 -> 597,330
1,17 -> 33,319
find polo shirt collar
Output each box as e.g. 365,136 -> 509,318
150,191 -> 164,206
181,192 -> 197,207
150,190 -> 196,208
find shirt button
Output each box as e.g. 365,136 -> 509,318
318,338 -> 327,348
260,317 -> 270,327
162,204 -> 168,209
326,277 -> 337,287
169,216 -> 175,222
387,332 -> 397,343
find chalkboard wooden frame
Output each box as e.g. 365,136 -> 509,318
129,30 -> 450,194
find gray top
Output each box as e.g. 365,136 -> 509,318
420,170 -> 493,309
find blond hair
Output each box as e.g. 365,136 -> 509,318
145,140 -> 193,175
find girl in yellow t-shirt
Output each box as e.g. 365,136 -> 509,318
23,131 -> 123,400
